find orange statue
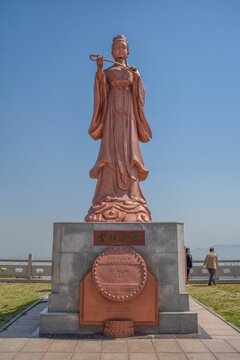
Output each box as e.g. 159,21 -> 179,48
85,35 -> 152,222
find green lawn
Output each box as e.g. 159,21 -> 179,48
0,283 -> 51,327
187,284 -> 240,329
1,283 -> 239,331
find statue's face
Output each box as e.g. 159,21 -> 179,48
112,41 -> 128,60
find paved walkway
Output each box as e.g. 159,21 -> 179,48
0,298 -> 240,359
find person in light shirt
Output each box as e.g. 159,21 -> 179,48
203,247 -> 218,286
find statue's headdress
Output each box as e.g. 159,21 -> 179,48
112,34 -> 128,44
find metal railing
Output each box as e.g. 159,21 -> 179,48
0,254 -> 52,283
0,255 -> 239,283
189,259 -> 240,284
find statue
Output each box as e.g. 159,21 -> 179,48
85,35 -> 152,222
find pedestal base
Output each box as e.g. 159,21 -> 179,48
40,222 -> 198,335
40,309 -> 198,335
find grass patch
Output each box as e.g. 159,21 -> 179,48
0,276 -> 43,279
187,284 -> 240,329
0,283 -> 51,327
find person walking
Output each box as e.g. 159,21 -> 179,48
203,247 -> 218,286
186,248 -> 193,284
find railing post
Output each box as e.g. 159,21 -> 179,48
27,253 -> 33,280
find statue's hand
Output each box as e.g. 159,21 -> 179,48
129,66 -> 137,72
97,56 -> 103,69
129,66 -> 140,79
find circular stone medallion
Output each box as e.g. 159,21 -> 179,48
92,246 -> 147,302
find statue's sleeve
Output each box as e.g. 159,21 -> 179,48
88,71 -> 108,140
132,74 -> 152,143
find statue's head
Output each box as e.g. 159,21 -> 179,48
112,34 -> 129,61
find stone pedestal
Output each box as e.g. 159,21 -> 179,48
40,222 -> 198,335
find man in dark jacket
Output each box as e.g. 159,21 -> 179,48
186,247 -> 193,284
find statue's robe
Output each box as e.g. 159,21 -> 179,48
88,66 -> 152,206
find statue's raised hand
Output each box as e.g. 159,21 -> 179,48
97,56 -> 103,69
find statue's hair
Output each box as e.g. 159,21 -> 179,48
112,34 -> 129,66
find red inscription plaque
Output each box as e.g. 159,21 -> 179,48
93,246 -> 147,302
94,230 -> 145,246
79,270 -> 158,326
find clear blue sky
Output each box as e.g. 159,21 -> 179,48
0,0 -> 240,258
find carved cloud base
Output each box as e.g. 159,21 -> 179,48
85,197 -> 152,223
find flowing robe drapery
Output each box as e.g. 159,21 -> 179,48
86,65 -> 152,222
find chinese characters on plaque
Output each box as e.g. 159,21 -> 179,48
94,231 -> 145,246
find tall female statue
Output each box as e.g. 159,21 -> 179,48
85,35 -> 152,222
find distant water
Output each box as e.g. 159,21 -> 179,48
191,244 -> 240,260
192,276 -> 240,280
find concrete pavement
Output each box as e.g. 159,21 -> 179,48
0,298 -> 240,359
